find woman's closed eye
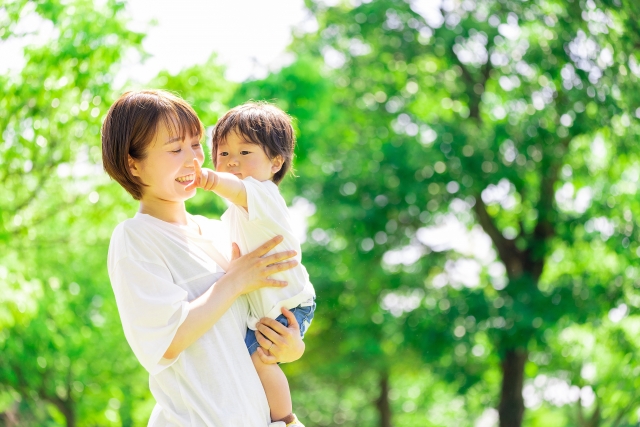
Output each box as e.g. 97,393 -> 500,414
172,143 -> 202,153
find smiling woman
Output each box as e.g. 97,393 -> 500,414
128,121 -> 204,205
101,90 -> 204,200
101,89 -> 305,426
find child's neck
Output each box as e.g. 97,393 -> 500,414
138,197 -> 189,226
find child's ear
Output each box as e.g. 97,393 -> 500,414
128,155 -> 141,177
271,155 -> 284,174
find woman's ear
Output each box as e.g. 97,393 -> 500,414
128,155 -> 141,177
271,155 -> 284,174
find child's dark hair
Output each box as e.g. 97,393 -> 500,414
102,90 -> 204,200
211,101 -> 295,185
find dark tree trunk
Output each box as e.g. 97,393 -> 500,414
375,372 -> 392,427
0,402 -> 20,426
49,397 -> 75,427
498,349 -> 527,427
577,399 -> 601,427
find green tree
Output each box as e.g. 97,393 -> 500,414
0,1 -> 150,425
228,0 -> 640,425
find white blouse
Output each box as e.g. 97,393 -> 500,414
107,213 -> 272,426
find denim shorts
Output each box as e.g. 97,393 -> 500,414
245,301 -> 316,356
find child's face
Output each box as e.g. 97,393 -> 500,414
215,131 -> 282,182
129,121 -> 205,202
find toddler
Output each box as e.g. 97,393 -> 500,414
186,102 -> 315,426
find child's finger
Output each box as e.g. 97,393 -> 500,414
193,158 -> 202,175
200,170 -> 210,189
184,159 -> 201,191
204,170 -> 218,191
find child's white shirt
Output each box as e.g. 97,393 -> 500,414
222,177 -> 316,330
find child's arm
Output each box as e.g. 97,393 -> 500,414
185,159 -> 248,208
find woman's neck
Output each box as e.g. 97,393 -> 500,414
138,197 -> 189,226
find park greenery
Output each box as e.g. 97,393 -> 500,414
1,0 -> 639,426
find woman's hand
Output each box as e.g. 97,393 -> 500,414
164,237 -> 297,360
253,307 -> 305,364
223,236 -> 298,297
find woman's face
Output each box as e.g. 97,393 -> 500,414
129,121 -> 204,203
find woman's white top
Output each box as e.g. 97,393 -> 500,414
222,177 -> 316,330
107,213 -> 272,426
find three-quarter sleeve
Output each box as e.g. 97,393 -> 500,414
110,257 -> 189,375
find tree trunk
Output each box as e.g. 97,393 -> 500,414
498,349 -> 527,427
577,399 -> 601,427
0,402 -> 20,426
375,372 -> 392,427
49,397 -> 75,427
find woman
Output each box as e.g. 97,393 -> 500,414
101,89 -> 304,426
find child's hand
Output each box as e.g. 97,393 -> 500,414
184,159 -> 218,192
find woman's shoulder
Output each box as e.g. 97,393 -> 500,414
111,216 -> 156,242
109,216 -> 167,265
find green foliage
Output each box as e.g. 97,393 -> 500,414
2,0 -> 640,426
0,0 -> 147,425
232,0 -> 640,425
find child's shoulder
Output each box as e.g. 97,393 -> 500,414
239,177 -> 292,221
243,176 -> 279,191
243,177 -> 284,201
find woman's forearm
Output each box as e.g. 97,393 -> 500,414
163,236 -> 297,360
163,275 -> 241,359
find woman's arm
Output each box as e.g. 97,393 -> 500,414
163,236 -> 297,359
184,159 -> 247,208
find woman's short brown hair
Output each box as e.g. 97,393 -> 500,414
211,101 -> 295,185
101,90 -> 204,200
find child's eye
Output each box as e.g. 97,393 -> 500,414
193,143 -> 202,149
172,149 -> 181,153
240,151 -> 251,155
219,152 -> 228,157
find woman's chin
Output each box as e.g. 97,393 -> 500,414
172,182 -> 196,196
179,189 -> 197,200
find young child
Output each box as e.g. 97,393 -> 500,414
185,102 -> 316,426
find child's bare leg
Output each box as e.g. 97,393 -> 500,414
251,351 -> 293,422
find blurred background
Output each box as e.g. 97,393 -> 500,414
1,0 -> 639,426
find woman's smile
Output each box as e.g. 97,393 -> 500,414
176,173 -> 195,184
